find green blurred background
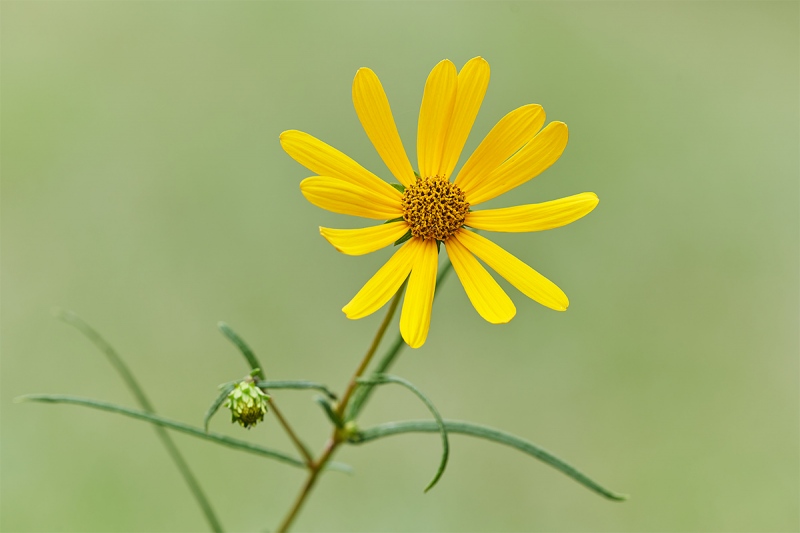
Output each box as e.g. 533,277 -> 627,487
2,1 -> 797,531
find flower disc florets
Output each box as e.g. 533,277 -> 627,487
401,176 -> 469,241
224,381 -> 270,429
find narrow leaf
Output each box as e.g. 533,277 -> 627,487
356,374 -> 449,492
351,419 -> 627,501
256,380 -> 337,400
314,395 -> 344,428
17,394 -> 351,473
218,322 -> 265,379
390,183 -> 406,193
204,383 -> 234,432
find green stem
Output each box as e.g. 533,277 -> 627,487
217,323 -> 315,465
347,260 -> 453,419
56,310 -> 224,532
275,285 -> 406,533
274,437 -> 338,533
268,399 -> 315,466
335,285 -> 405,418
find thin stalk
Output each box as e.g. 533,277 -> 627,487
348,260 -> 453,419
55,310 -> 224,533
267,398 -> 314,466
218,322 -> 315,466
275,286 -> 406,533
274,437 -> 337,533
335,286 -> 404,418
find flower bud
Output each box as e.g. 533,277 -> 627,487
224,380 -> 270,429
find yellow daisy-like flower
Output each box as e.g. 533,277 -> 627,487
281,57 -> 598,349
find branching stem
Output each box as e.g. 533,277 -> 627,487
275,286 -> 405,533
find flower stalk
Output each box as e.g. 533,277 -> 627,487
267,398 -> 314,466
275,285 -> 405,533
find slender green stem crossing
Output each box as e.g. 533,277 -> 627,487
347,261 -> 453,419
275,285 -> 407,533
56,310 -> 224,532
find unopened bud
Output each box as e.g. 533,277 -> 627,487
224,381 -> 270,429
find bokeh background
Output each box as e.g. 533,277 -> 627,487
2,1 -> 797,532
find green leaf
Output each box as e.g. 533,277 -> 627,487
54,309 -> 223,533
218,322 -> 265,379
394,229 -> 412,247
314,395 -> 344,428
204,383 -> 234,432
384,216 -> 405,224
256,380 -> 337,400
355,374 -> 448,492
390,183 -> 406,193
413,170 -> 420,178
17,394 -> 352,473
351,419 -> 628,501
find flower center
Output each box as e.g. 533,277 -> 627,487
401,176 -> 469,241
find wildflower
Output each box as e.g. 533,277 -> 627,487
281,57 -> 598,348
225,380 -> 270,429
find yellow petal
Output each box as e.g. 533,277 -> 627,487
446,236 -> 515,324
399,238 -> 438,348
353,68 -> 416,188
417,60 -> 457,179
454,230 -> 568,311
320,221 -> 409,256
281,130 -> 401,202
466,121 -> 568,206
454,104 -> 545,195
342,239 -> 421,319
300,176 -> 403,220
438,57 -> 490,179
466,193 -> 599,233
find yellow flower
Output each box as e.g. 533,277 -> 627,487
281,57 -> 598,349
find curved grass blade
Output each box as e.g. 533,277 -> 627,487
347,261 -> 453,420
16,394 -> 352,473
218,322 -> 265,379
352,419 -> 627,501
54,309 -> 223,532
355,374 -> 448,492
204,383 -> 235,432
256,380 -> 337,400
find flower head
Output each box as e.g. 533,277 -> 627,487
225,380 -> 270,429
281,57 -> 598,348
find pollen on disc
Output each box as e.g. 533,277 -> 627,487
402,176 -> 469,241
